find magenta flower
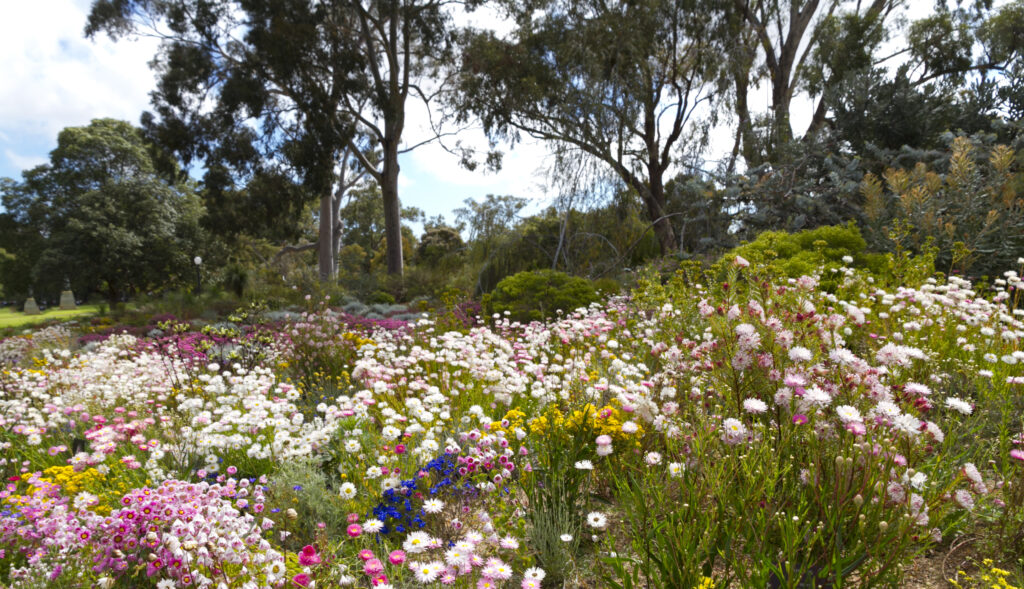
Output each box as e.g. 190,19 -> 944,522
298,545 -> 321,566
292,573 -> 312,587
1011,449 -> 1024,462
346,524 -> 362,538
792,414 -> 809,425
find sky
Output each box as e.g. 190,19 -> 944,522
0,0 -> 941,232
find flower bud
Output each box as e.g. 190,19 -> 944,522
853,494 -> 863,507
879,521 -> 888,532
286,508 -> 298,521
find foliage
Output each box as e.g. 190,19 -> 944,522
415,226 -> 465,268
88,0 -> 455,277
721,224 -> 887,282
0,119 -> 206,303
487,269 -> 599,322
454,0 -> 731,255
726,0 -> 1022,167
860,135 -> 1023,278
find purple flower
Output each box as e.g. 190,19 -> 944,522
792,414 -> 809,425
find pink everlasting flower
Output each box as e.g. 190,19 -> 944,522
388,549 -> 406,565
298,545 -> 321,566
364,558 -> 384,576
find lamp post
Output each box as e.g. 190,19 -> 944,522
193,256 -> 202,295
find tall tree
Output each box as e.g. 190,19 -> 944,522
0,119 -> 205,302
87,0 -> 453,278
727,0 -> 900,166
728,0 -> 1024,166
454,0 -> 730,256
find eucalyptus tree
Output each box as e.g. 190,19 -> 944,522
727,0 -> 1024,167
87,0 -> 456,278
453,0 -> 734,256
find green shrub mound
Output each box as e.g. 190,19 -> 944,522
722,223 -> 888,279
488,269 -> 599,322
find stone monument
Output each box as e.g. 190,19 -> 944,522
23,297 -> 40,315
59,277 -> 76,310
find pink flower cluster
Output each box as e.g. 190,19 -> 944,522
2,477 -> 283,587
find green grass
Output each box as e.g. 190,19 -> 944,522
0,305 -> 101,329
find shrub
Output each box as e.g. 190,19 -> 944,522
366,290 -> 396,305
861,135 -> 1023,278
720,223 -> 888,280
592,277 -> 621,296
487,269 -> 599,322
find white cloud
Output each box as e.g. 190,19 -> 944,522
0,0 -> 158,147
3,149 -> 48,172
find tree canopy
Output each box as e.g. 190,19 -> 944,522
87,0 -> 455,279
0,119 -> 205,302
454,0 -> 732,256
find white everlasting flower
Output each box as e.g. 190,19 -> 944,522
423,499 -> 444,514
835,405 -> 862,424
721,418 -> 747,445
574,460 -> 594,470
743,398 -> 768,414
945,397 -> 973,415
403,531 -> 433,554
339,482 -> 357,499
586,511 -> 608,529
788,346 -> 813,363
523,567 -> 546,581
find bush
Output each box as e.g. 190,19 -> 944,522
720,223 -> 887,280
860,135 -> 1023,278
487,269 -> 599,322
366,290 -> 395,305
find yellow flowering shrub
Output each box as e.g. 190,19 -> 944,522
528,403 -> 641,441
40,465 -> 105,495
490,408 -> 527,435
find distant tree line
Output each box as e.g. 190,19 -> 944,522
1,0 -> 1021,303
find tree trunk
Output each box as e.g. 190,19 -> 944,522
318,193 -> 335,281
332,192 -> 343,272
643,181 -> 677,257
641,98 -> 677,257
381,140 -> 404,276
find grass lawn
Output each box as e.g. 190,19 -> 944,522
0,304 -> 101,330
